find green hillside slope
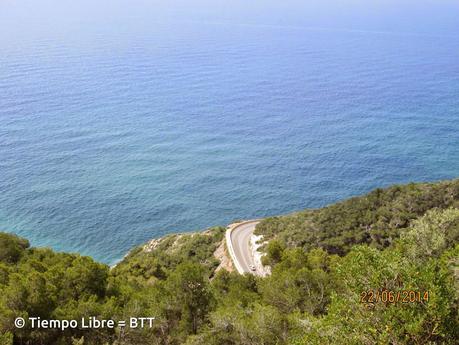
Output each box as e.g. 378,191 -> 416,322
0,179 -> 458,345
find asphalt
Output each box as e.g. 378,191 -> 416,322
230,221 -> 261,275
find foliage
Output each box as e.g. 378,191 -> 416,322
0,233 -> 29,264
0,179 -> 458,344
256,179 -> 459,255
111,227 -> 225,286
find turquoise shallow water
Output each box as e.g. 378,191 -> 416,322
1,2 -> 459,264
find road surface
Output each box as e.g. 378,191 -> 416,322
229,221 -> 262,275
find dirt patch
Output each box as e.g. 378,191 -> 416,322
213,239 -> 234,273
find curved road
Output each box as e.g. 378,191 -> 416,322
229,221 -> 262,275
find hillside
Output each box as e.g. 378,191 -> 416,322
0,178 -> 458,345
256,179 -> 459,255
111,226 -> 227,285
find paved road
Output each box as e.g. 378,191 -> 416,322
230,221 -> 261,275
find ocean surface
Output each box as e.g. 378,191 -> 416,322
1,1 -> 459,264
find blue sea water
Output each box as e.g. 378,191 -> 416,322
1,1 -> 459,264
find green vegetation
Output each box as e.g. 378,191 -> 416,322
0,179 -> 458,344
256,179 -> 459,254
112,227 -> 225,286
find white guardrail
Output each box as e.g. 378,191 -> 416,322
225,220 -> 261,274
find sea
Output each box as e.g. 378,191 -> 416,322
1,1 -> 458,264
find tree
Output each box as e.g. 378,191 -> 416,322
297,244 -> 459,344
399,208 -> 459,260
0,332 -> 13,345
262,240 -> 285,266
0,233 -> 29,264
